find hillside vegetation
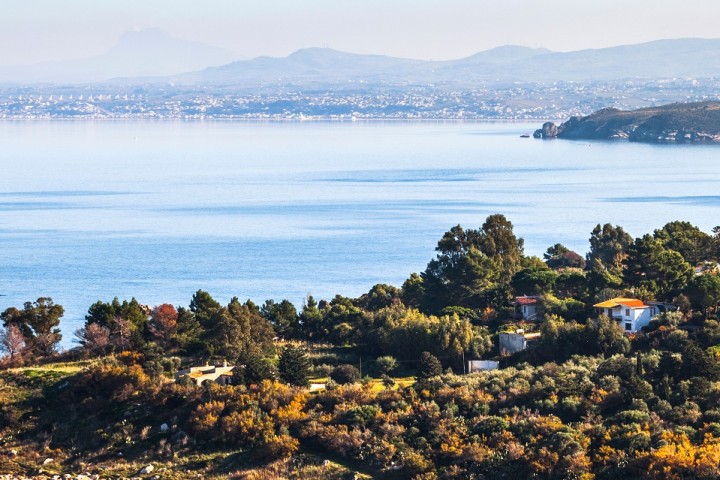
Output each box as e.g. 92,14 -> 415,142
2,215 -> 720,478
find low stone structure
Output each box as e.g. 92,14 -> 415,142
175,360 -> 235,386
499,330 -> 541,355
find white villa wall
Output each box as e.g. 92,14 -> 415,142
608,306 -> 654,333
632,308 -> 654,331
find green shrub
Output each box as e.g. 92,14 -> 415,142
375,355 -> 398,375
330,364 -> 361,385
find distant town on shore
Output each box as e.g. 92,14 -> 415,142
2,36 -> 720,121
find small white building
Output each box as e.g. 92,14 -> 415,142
513,296 -> 541,321
593,297 -> 660,333
499,330 -> 541,355
467,360 -> 500,372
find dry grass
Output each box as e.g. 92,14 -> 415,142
8,358 -> 97,374
234,456 -> 373,480
367,376 -> 415,393
307,375 -> 415,393
28,453 -> 374,480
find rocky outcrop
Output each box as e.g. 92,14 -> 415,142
534,101 -> 720,143
533,121 -> 559,138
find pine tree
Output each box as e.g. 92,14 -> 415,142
206,308 -> 242,359
278,344 -> 311,387
174,306 -> 203,353
261,299 -> 299,338
299,295 -> 325,340
418,351 -> 442,379
190,290 -> 221,330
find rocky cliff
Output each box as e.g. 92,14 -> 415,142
534,101 -> 720,142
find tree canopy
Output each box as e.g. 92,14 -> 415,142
654,220 -> 715,265
1,297 -> 63,356
419,214 -> 524,313
544,243 -> 586,269
587,223 -> 633,273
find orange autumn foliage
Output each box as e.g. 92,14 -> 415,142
645,432 -> 720,479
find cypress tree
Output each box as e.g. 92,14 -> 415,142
278,344 -> 311,387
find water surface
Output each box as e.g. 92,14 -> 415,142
0,121 -> 718,346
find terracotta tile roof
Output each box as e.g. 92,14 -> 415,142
619,300 -> 649,308
593,297 -> 647,309
514,296 -> 540,305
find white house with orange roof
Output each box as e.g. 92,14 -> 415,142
593,297 -> 661,333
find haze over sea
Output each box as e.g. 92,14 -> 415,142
0,121 -> 718,347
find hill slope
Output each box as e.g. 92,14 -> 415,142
164,38 -> 720,88
534,101 -> 720,142
3,37 -> 720,87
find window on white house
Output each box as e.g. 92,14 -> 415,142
625,322 -> 632,331
625,308 -> 630,316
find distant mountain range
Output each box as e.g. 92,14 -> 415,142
2,36 -> 720,92
161,45 -> 554,88
0,29 -> 239,84
159,38 -> 720,89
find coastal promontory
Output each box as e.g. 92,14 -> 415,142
534,101 -> 720,142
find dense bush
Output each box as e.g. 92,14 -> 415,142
330,364 -> 361,384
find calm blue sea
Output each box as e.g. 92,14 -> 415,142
0,120 -> 718,347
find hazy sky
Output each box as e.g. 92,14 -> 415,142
2,0 -> 719,65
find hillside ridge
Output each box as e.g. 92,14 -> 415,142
534,101 -> 720,142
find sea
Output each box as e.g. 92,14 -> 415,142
0,120 -> 718,348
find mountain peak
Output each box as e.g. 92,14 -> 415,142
287,47 -> 357,60
460,45 -> 552,64
486,45 -> 552,54
291,47 -> 341,54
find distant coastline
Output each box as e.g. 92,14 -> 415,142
534,101 -> 720,143
4,38 -> 720,122
0,117 -> 554,124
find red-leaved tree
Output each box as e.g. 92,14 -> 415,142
149,304 -> 178,350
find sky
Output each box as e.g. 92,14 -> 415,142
2,0 -> 720,65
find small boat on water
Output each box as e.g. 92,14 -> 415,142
520,134 -> 530,138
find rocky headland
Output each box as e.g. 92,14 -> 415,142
534,101 -> 720,142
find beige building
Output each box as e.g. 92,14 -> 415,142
175,361 -> 235,386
